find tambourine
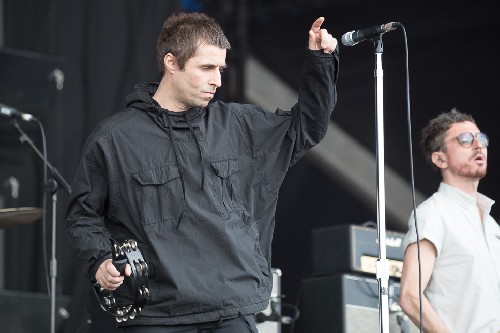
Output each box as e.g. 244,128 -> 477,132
93,238 -> 150,322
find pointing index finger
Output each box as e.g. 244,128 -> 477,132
311,17 -> 325,33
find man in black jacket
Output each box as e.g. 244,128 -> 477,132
66,12 -> 338,332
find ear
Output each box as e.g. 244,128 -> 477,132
431,152 -> 447,169
163,53 -> 178,74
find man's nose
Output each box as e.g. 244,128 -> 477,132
209,71 -> 222,88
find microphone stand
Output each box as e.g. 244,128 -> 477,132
11,119 -> 71,333
373,36 -> 390,333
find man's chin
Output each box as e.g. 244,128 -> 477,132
461,169 -> 487,180
198,97 -> 212,107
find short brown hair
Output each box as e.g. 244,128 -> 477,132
156,12 -> 231,73
420,108 -> 475,171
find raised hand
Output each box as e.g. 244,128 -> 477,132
308,17 -> 338,54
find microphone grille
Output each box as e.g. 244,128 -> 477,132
384,22 -> 401,32
0,107 -> 12,116
341,31 -> 355,46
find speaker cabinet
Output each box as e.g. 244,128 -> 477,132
312,224 -> 405,278
0,289 -> 71,333
0,48 -> 64,292
298,273 -> 419,333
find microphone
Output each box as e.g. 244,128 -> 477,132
0,103 -> 38,122
341,22 -> 400,46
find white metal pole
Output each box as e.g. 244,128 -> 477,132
374,38 -> 390,333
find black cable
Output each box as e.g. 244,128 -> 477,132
398,23 -> 423,333
289,283 -> 302,333
12,119 -> 51,296
279,300 -> 300,323
38,119 -> 51,297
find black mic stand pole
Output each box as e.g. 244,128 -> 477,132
11,120 -> 71,333
373,36 -> 390,333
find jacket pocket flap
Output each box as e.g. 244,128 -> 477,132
131,165 -> 180,185
210,159 -> 239,178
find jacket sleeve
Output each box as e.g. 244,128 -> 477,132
288,48 -> 339,166
65,138 -> 113,281
234,48 -> 338,189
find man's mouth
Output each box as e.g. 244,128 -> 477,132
474,154 -> 486,162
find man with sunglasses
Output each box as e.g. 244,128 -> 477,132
399,109 -> 500,333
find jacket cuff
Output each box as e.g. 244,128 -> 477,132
88,253 -> 113,282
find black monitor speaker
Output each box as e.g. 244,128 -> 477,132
297,273 -> 419,333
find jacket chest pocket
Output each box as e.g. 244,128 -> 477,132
210,158 -> 245,218
131,165 -> 182,225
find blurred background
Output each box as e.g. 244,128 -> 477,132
0,0 -> 498,332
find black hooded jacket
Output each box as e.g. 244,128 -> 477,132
66,49 -> 339,325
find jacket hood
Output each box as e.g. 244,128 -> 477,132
125,82 -> 205,128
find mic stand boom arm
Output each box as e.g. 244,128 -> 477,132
11,120 -> 71,195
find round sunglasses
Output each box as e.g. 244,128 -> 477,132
444,132 -> 489,148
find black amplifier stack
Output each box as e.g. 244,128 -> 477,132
311,224 -> 405,279
297,224 -> 419,333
